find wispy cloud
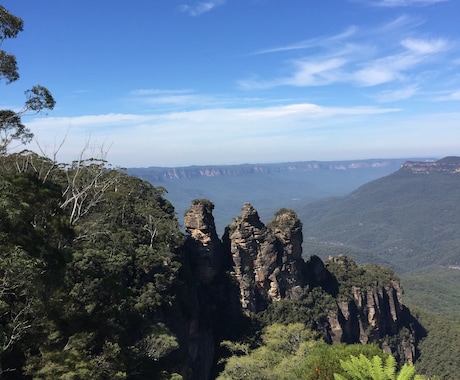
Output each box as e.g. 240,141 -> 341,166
27,101 -> 402,166
180,0 -> 225,16
374,85 -> 419,102
239,17 -> 452,102
362,0 -> 448,7
401,38 -> 447,54
434,90 -> 460,101
254,27 -> 358,55
127,88 -> 237,110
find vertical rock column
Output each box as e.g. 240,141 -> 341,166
269,209 -> 306,299
184,199 -> 224,284
223,203 -> 279,314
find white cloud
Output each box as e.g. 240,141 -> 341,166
240,18 -> 452,92
127,88 -> 237,110
254,27 -> 358,55
401,38 -> 447,55
374,85 -> 419,102
354,67 -> 399,86
434,90 -> 460,101
27,102 -> 401,166
288,58 -> 348,86
180,0 -> 225,16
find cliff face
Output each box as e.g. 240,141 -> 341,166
179,200 -> 421,379
401,156 -> 460,174
184,199 -> 225,284
128,159 -> 404,181
224,203 -> 278,313
221,204 -> 308,313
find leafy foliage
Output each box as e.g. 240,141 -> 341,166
0,5 -> 55,155
296,343 -> 390,380
189,198 -> 215,215
333,354 -> 425,380
0,152 -> 184,378
257,287 -> 336,335
325,255 -> 397,300
217,323 -> 411,380
217,323 -> 318,380
410,308 -> 460,379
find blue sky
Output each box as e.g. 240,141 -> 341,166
2,0 -> 459,167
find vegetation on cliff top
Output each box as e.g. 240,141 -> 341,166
218,323 -> 427,380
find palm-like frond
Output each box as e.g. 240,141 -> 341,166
334,354 -> 419,380
396,364 -> 416,380
383,354 -> 397,379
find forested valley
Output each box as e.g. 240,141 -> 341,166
1,4 -> 457,379
0,151 -> 441,379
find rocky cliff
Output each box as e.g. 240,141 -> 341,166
221,204 -> 307,313
129,159 -> 406,181
184,199 -> 225,284
401,156 -> 460,174
180,200 -> 423,379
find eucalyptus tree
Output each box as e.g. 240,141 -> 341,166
0,5 -> 55,154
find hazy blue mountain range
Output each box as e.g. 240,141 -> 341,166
127,158 -> 428,233
297,157 -> 460,319
298,156 -> 460,273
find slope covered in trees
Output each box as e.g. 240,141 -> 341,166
299,158 -> 460,273
298,158 -> 460,322
0,152 -> 186,378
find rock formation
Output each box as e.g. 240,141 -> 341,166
184,199 -> 225,284
180,200 -> 423,378
222,203 -> 307,314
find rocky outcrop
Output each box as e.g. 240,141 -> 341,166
324,255 -> 416,363
269,209 -> 306,299
223,203 -> 280,313
222,204 -> 307,314
179,201 -> 423,378
184,199 -> 225,284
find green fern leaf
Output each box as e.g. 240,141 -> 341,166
383,355 -> 397,379
396,363 -> 416,380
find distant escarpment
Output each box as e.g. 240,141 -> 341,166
401,156 -> 460,174
179,200 -> 424,378
128,159 -> 408,181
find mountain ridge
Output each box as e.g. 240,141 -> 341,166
128,158 -> 432,181
128,158 -> 434,233
299,156 -> 460,273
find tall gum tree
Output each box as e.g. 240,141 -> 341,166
0,5 -> 55,155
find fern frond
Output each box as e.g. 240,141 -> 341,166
383,354 -> 397,379
340,354 -> 371,380
396,363 -> 416,380
369,355 -> 385,380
